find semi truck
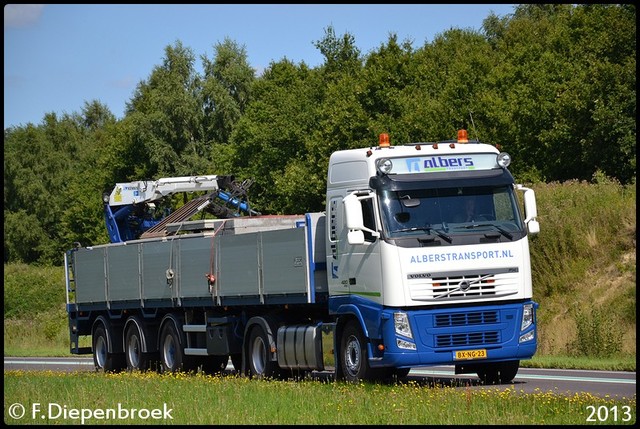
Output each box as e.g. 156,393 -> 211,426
65,129 -> 540,384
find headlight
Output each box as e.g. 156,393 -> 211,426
497,152 -> 511,168
397,338 -> 417,350
519,330 -> 535,343
376,158 -> 393,174
521,303 -> 534,331
394,312 -> 413,339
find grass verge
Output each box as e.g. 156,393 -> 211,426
4,370 -> 636,425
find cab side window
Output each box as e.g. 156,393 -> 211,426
361,198 -> 376,242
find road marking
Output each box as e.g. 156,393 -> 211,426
4,359 -> 94,366
409,369 -> 636,384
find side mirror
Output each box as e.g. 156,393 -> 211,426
344,193 -> 364,230
343,193 -> 379,244
517,185 -> 540,235
347,230 -> 365,245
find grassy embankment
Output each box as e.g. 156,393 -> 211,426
4,177 -> 637,371
4,370 -> 636,425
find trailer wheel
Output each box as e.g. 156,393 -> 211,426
477,360 -> 520,384
159,322 -> 186,373
92,324 -> 124,373
340,320 -> 375,382
247,325 -> 277,379
125,323 -> 150,371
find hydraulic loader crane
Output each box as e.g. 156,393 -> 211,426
103,175 -> 259,243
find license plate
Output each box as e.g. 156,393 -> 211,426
454,349 -> 487,360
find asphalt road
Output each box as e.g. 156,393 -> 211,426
4,356 -> 636,400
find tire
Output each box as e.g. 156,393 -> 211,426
340,320 -> 375,382
159,322 -> 188,373
477,360 -> 520,385
93,324 -> 125,373
125,322 -> 150,371
247,325 -> 277,379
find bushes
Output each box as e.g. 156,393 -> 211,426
570,308 -> 623,358
530,176 -> 636,356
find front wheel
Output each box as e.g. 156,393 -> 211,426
477,360 -> 520,384
340,320 -> 375,382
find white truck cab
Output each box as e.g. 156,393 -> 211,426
325,131 -> 539,382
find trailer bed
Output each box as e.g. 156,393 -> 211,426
67,213 -> 327,310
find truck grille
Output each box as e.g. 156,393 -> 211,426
435,311 -> 498,327
408,269 -> 520,301
436,331 -> 500,347
433,310 -> 500,348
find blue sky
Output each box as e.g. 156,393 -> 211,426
4,4 -> 516,129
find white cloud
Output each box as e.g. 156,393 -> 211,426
4,4 -> 45,28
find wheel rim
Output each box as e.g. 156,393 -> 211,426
95,335 -> 107,368
127,333 -> 141,368
163,334 -> 176,370
344,334 -> 361,377
250,335 -> 267,375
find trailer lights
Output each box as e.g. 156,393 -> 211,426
497,152 -> 511,168
376,158 -> 393,174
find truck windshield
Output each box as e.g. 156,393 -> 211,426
379,185 -> 525,239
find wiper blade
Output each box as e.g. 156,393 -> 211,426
392,226 -> 452,243
464,223 -> 513,240
393,227 -> 433,233
433,228 -> 452,243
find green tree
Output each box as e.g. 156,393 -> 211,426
4,112 -> 97,263
481,4 -> 635,183
201,37 -> 255,145
125,40 -> 204,178
229,59 -> 321,213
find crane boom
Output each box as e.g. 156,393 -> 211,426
102,174 -> 259,243
106,175 -> 228,206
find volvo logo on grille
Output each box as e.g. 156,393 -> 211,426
407,273 -> 431,279
434,274 -> 492,299
458,280 -> 471,292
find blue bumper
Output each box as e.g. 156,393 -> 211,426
330,296 -> 538,368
